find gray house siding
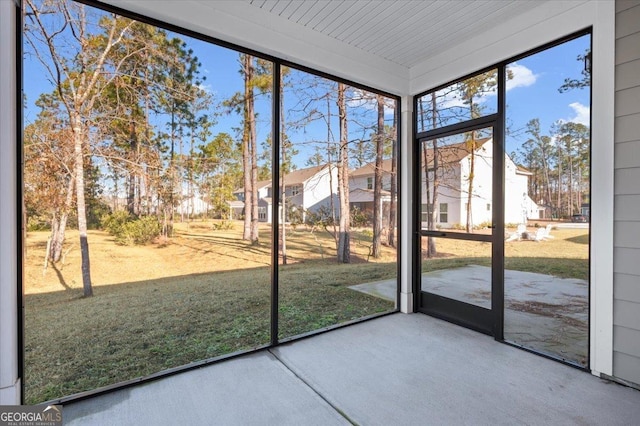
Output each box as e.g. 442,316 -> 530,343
613,0 -> 640,387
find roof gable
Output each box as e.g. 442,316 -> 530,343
350,159 -> 394,177
282,164 -> 328,185
423,137 -> 491,168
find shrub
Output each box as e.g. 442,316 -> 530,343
360,229 -> 373,238
286,204 -> 304,230
350,206 -> 369,228
114,216 -> 161,246
101,211 -> 132,235
474,221 -> 492,230
305,205 -> 336,228
26,215 -> 50,232
212,220 -> 234,231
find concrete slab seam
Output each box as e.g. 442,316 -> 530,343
267,348 -> 358,426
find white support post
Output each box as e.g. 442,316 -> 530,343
400,95 -> 414,313
0,0 -> 21,405
589,0 -> 615,378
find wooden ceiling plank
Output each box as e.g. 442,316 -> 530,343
285,0 -> 311,22
273,0 -> 295,16
315,2 -> 363,35
242,0 -> 548,68
332,1 -> 391,42
380,1 -> 493,60
303,1 -> 339,29
345,1 -> 401,48
360,0 -> 450,54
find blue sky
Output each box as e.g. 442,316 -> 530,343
23,6 -> 590,170
504,34 -> 591,155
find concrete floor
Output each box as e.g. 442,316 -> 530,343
63,313 -> 640,425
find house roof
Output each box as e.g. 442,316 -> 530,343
350,159 -> 394,177
233,165 -> 331,194
227,200 -> 245,208
516,165 -> 533,176
349,188 -> 391,203
422,137 -> 491,168
234,179 -> 272,194
281,164 -> 328,185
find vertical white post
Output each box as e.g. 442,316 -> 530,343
0,0 -> 20,405
400,95 -> 414,313
590,0 -> 615,378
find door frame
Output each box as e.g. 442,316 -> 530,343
412,30 -> 594,367
413,103 -> 505,338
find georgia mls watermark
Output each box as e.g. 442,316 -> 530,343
0,405 -> 62,426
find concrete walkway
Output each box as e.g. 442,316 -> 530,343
349,265 -> 588,365
63,314 -> 640,425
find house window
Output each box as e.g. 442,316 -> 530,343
487,203 -> 491,211
290,185 -> 300,196
421,203 -> 432,223
367,177 -> 373,190
258,207 -> 267,221
439,203 -> 448,223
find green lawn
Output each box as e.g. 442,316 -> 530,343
24,222 -> 588,404
421,227 -> 589,280
24,222 -> 396,404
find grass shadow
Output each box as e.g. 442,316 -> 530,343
50,262 -> 72,292
566,234 -> 589,245
24,261 -> 396,405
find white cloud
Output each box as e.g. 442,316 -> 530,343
435,64 -> 536,107
506,63 -> 537,91
567,102 -> 590,126
197,83 -> 213,94
347,89 -> 397,117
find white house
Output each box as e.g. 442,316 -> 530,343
229,180 -> 272,220
420,138 -> 539,229
349,160 -> 394,225
232,165 -> 338,224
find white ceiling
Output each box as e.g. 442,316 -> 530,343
105,0 -> 585,94
244,0 -> 548,68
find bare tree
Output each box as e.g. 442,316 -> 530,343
23,107 -> 74,263
25,0 -> 135,296
236,54 -> 260,243
387,106 -> 397,248
336,83 -> 350,263
371,95 -> 385,258
458,71 -> 497,232
421,92 -> 440,258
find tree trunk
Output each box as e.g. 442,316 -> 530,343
326,95 -> 338,245
127,121 -> 137,215
387,109 -> 397,248
247,57 -> 259,244
337,83 -> 350,263
280,72 -> 287,264
372,95 -> 384,258
568,155 -> 574,216
242,55 -> 253,241
49,176 -> 75,262
557,151 -> 562,218
72,115 -> 92,297
425,92 -> 439,257
466,135 -> 476,233
541,145 -> 552,219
